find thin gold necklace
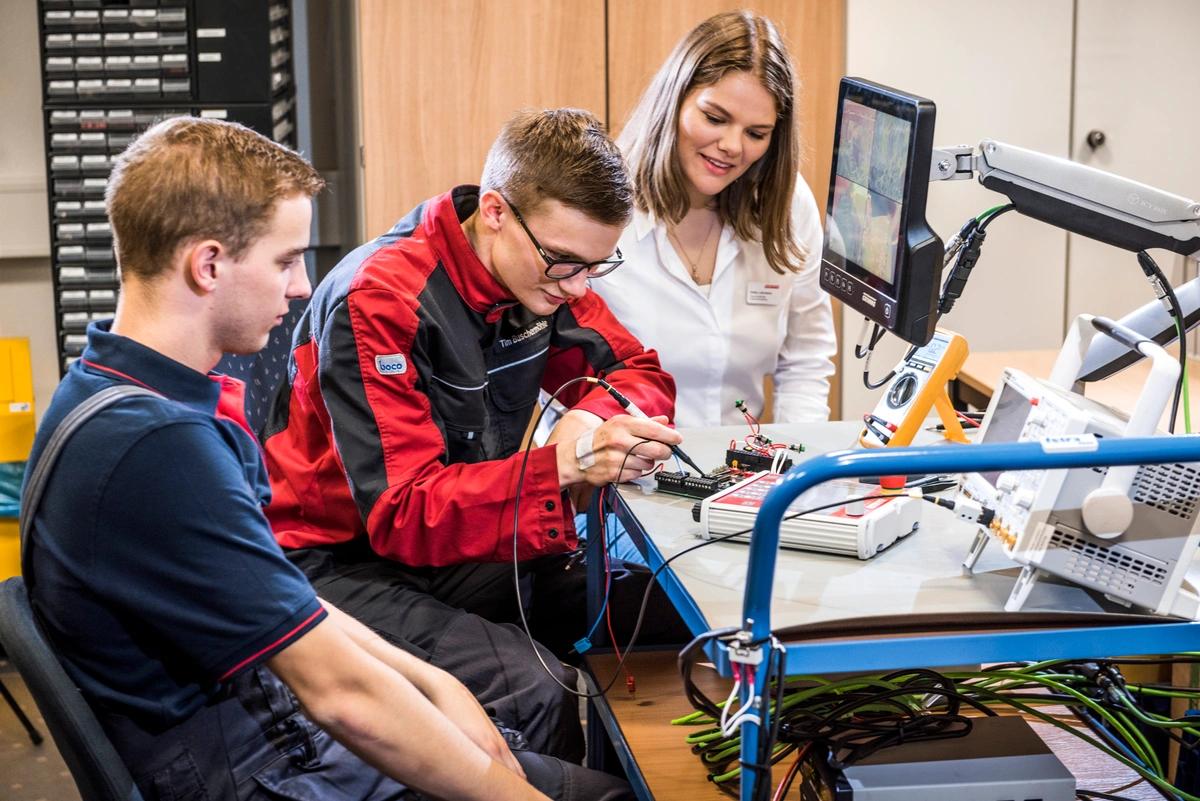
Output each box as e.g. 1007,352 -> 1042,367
667,214 -> 719,283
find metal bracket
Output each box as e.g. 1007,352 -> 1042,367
961,526 -> 989,575
727,629 -> 765,665
931,145 -> 975,181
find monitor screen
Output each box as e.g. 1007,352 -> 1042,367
820,78 -> 942,346
827,99 -> 912,290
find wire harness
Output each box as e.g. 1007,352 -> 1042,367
674,646 -> 1200,800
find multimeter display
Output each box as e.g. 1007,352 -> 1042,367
909,335 -> 948,370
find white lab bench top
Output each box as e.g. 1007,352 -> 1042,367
616,421 -> 1115,633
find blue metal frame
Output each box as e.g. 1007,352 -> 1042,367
735,436 -> 1200,801
586,490 -> 713,646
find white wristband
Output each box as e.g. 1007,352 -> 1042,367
575,430 -> 597,471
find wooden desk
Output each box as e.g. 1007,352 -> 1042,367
586,651 -> 1164,800
956,349 -> 1200,430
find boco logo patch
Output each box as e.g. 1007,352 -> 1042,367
375,353 -> 408,376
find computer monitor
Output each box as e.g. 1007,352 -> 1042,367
821,78 -> 943,346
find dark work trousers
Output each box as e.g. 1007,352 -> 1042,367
286,540 -> 691,763
105,666 -> 415,801
105,664 -> 633,801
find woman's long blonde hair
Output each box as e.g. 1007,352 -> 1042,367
618,10 -> 803,275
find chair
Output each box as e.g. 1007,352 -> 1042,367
0,673 -> 42,744
216,299 -> 307,432
0,577 -> 143,801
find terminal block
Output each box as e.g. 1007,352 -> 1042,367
654,470 -> 736,500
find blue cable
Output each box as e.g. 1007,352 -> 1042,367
583,567 -> 612,643
1074,707 -> 1147,767
576,498 -> 616,652
1073,705 -> 1180,799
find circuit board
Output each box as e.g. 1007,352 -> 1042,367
725,447 -> 793,473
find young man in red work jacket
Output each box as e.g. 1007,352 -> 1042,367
261,109 -> 688,769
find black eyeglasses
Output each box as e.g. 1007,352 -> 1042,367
502,195 -> 624,280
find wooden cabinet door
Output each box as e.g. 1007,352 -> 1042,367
356,1 -> 607,238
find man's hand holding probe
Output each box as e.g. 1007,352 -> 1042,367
551,408 -> 682,487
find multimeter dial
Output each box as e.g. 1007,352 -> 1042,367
887,372 -> 919,408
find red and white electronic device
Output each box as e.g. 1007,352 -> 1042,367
697,471 -> 921,559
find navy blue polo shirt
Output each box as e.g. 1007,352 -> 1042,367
24,321 -> 326,730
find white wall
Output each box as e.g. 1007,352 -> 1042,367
0,0 -> 57,418
841,0 -> 1075,419
1065,0 -> 1200,329
0,0 -> 50,259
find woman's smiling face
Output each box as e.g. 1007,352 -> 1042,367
675,70 -> 777,206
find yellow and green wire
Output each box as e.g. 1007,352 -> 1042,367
671,661 -> 1200,796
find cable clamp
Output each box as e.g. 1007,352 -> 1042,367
727,630 -> 765,665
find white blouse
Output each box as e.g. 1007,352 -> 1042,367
592,177 -> 837,428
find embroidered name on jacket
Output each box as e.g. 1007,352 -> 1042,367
498,319 -> 549,349
375,353 -> 408,375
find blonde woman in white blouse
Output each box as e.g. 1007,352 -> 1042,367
592,10 -> 836,428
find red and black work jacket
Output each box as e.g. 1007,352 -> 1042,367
261,186 -> 676,567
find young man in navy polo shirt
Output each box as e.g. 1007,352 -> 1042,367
23,117 -> 630,801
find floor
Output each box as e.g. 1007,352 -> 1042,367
0,659 -> 79,801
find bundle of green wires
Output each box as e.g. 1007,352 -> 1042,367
673,654 -> 1200,800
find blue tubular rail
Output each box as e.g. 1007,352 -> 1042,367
735,435 -> 1200,801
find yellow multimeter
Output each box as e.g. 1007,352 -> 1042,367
859,328 -> 970,448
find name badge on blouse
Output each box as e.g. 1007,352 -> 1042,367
746,282 -> 783,306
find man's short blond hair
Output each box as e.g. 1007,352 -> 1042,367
106,116 -> 325,281
480,108 -> 632,226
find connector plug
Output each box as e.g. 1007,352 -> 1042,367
938,228 -> 988,315
727,630 -> 765,665
920,495 -> 996,526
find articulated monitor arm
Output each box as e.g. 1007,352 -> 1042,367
932,139 -> 1200,381
973,139 -> 1200,257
